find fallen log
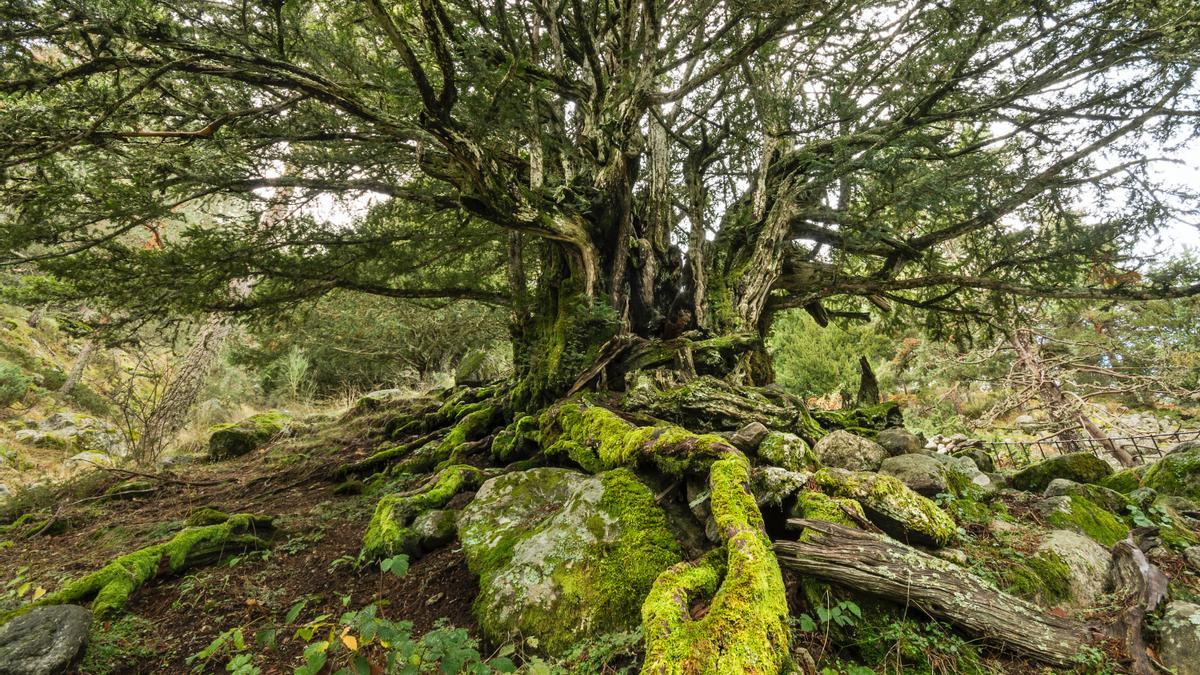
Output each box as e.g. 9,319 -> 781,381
774,519 -> 1095,667
1108,532 -> 1169,674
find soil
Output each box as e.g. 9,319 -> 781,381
0,442 -> 483,674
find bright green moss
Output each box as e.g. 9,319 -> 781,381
999,552 -> 1073,606
1010,453 -> 1113,492
208,411 -> 291,461
184,507 -> 230,527
1,513 -> 271,622
815,469 -> 957,547
1141,447 -> 1200,502
1100,467 -> 1143,494
641,454 -> 790,674
1044,496 -> 1130,547
361,464 -> 482,560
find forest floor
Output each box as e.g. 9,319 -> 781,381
0,443 -> 485,674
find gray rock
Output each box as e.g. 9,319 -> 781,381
751,466 -> 811,507
879,454 -> 948,496
728,422 -> 769,452
813,430 -> 888,472
410,509 -> 458,552
458,467 -> 681,656
757,431 -> 814,472
1129,487 -> 1158,508
352,389 -> 407,412
0,605 -> 92,675
932,454 -> 996,494
1159,601 -> 1200,675
1010,452 -> 1113,492
1184,546 -> 1200,573
1044,479 -> 1129,515
0,484 -> 9,501
1015,414 -> 1037,429
1036,530 -> 1112,609
1168,439 -> 1200,456
954,448 -> 995,473
876,428 -> 922,456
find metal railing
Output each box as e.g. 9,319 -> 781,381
983,429 -> 1200,469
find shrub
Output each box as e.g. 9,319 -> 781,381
0,360 -> 30,406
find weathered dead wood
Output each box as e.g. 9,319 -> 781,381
774,519 -> 1094,667
1108,533 -> 1169,674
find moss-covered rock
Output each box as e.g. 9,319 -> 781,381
815,468 -> 957,547
1037,495 -> 1129,547
756,431 -> 816,472
207,411 -> 290,461
812,430 -> 887,472
1043,478 -> 1131,515
1099,467 -> 1144,494
996,550 -> 1074,608
1035,530 -> 1112,608
458,467 -> 681,657
1142,445 -> 1200,502
1010,452 -> 1113,492
361,464 -> 481,560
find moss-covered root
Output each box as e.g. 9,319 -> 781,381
1,513 -> 272,623
642,454 -> 790,674
361,464 -> 483,560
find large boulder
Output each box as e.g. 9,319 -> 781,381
1010,452 -> 1113,492
1035,530 -> 1112,609
876,427 -> 923,456
458,467 -> 681,656
878,454 -> 949,496
14,414 -> 127,458
757,431 -> 816,472
0,605 -> 91,675
813,430 -> 887,472
1142,445 -> 1200,502
1035,495 -> 1129,547
1043,479 -> 1130,515
1159,601 -> 1200,675
814,468 -> 957,547
207,411 -> 290,461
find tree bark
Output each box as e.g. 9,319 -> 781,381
856,355 -> 880,406
58,338 -> 95,395
774,519 -> 1092,667
1009,328 -> 1135,467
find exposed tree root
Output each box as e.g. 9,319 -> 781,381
541,402 -> 791,674
774,519 -> 1091,667
360,464 -> 485,560
1,513 -> 273,622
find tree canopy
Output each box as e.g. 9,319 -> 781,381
2,0 -> 1198,396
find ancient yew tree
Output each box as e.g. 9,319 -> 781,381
2,0 -> 1199,670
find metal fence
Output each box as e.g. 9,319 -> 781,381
983,429 -> 1200,469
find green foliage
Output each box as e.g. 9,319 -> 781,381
0,359 -> 30,406
79,615 -> 157,675
232,292 -> 510,397
768,312 -> 893,399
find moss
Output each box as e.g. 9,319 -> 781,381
333,479 -> 364,495
1010,453 -> 1113,492
757,431 -> 817,472
541,401 -> 729,477
641,454 -> 790,674
491,415 -> 540,462
103,480 -> 155,499
1044,496 -> 1130,547
791,491 -> 864,531
1141,446 -> 1200,502
999,552 -> 1073,606
815,469 -> 957,547
811,402 -> 903,437
395,404 -> 499,475
361,464 -> 482,560
208,411 -> 290,461
1100,467 -> 1143,494
184,507 -> 230,527
1,513 -> 271,622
